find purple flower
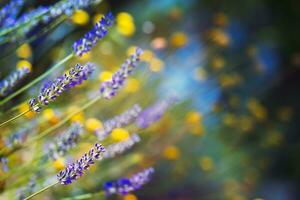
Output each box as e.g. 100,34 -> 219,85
47,122 -> 83,161
72,12 -> 114,57
29,62 -> 95,112
0,66 -> 30,97
103,134 -> 140,158
0,0 -> 24,27
103,167 -> 154,196
96,104 -> 142,140
136,96 -> 177,128
100,48 -> 143,99
57,143 -> 105,185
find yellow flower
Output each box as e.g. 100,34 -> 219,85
68,106 -> 85,123
17,60 -> 32,72
99,71 -> 113,82
111,128 -> 130,142
185,111 -> 202,125
163,145 -> 180,160
16,43 -> 32,59
149,58 -> 164,72
208,28 -> 230,47
211,56 -> 225,70
126,46 -> 138,56
170,32 -> 188,48
71,10 -> 90,26
124,78 -> 140,93
19,102 -> 35,119
53,158 -> 65,171
199,156 -> 214,171
93,13 -> 104,24
140,50 -> 154,62
85,118 -> 102,132
43,108 -> 59,124
116,12 -> 135,37
124,194 -> 138,200
78,51 -> 91,61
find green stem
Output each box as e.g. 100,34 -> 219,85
0,53 -> 74,106
24,181 -> 58,200
0,109 -> 30,128
62,191 -> 105,200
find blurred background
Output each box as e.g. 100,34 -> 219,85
0,0 -> 300,199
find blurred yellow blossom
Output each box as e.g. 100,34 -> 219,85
43,108 -> 59,124
170,32 -> 188,48
149,58 -> 164,72
199,156 -> 214,171
19,102 -> 35,119
185,111 -> 202,125
53,157 -> 65,171
68,106 -> 85,123
125,78 -> 140,93
247,98 -> 267,121
127,46 -> 138,56
163,145 -> 180,160
85,118 -> 103,132
99,71 -> 113,82
116,12 -> 135,37
111,128 -> 129,142
17,60 -> 32,72
140,50 -> 154,62
71,10 -> 90,26
16,43 -> 32,59
208,28 -> 230,47
211,56 -> 225,70
223,113 -> 236,127
124,194 -> 138,200
93,13 -> 103,24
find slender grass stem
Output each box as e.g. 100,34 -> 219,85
62,191 -> 105,200
0,109 -> 30,128
24,181 -> 58,200
0,53 -> 74,106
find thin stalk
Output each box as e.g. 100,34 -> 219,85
24,181 -> 58,200
0,109 -> 30,127
62,191 -> 105,200
0,53 -> 74,106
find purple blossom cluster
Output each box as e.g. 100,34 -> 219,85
47,122 -> 83,161
0,0 -> 24,27
57,143 -> 105,185
0,66 -> 30,97
0,157 -> 8,172
100,48 -> 143,99
72,12 -> 114,57
103,134 -> 140,158
95,104 -> 142,140
136,96 -> 177,128
29,63 -> 95,112
103,167 -> 154,196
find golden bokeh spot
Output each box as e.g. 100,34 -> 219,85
149,58 -> 164,72
116,12 -> 135,37
19,102 -> 35,118
247,98 -> 267,121
219,73 -> 242,88
53,158 -> 65,171
78,51 -> 91,61
163,145 -> 180,160
85,118 -> 103,132
223,113 -> 236,127
170,32 -> 188,48
68,106 -> 85,123
43,108 -> 59,124
71,10 -> 90,26
140,50 -> 154,62
127,46 -> 138,56
208,28 -> 230,47
99,71 -> 113,82
199,156 -> 214,171
124,194 -> 138,200
93,13 -> 104,24
16,43 -> 32,59
111,128 -> 130,142
185,111 -> 202,125
125,78 -> 140,93
266,130 -> 283,147
239,115 -> 254,132
17,60 -> 32,72
211,56 -> 225,70
213,13 -> 228,26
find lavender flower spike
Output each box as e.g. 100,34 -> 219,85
29,62 -> 95,112
72,12 -> 114,57
103,167 -> 154,196
57,143 -> 105,185
100,48 -> 143,99
136,96 -> 177,129
0,66 -> 30,97
96,104 -> 142,140
47,122 -> 83,161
